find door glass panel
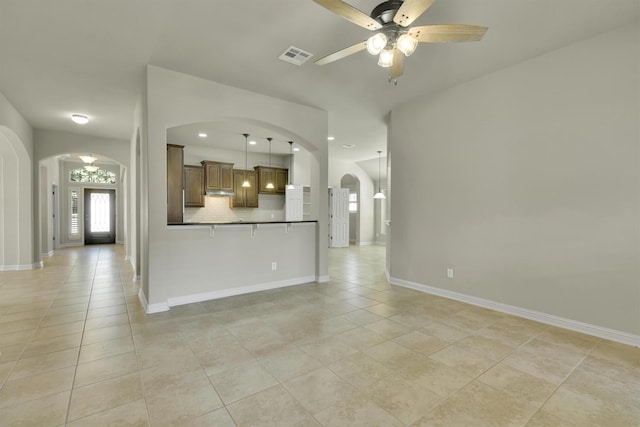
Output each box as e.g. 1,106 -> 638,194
90,192 -> 111,232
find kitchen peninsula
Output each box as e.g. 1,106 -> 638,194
150,142 -> 318,313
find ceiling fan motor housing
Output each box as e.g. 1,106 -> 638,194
370,0 -> 404,25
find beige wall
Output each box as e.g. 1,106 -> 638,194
389,23 -> 639,336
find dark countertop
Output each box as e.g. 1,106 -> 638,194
168,220 -> 317,226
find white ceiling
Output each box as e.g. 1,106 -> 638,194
0,0 -> 637,171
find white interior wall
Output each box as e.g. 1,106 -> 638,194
389,23 -> 640,338
0,90 -> 34,269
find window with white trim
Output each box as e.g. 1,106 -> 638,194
349,192 -> 358,213
70,189 -> 79,237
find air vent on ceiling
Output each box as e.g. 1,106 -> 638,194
278,46 -> 313,66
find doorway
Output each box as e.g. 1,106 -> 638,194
84,189 -> 116,245
52,184 -> 59,250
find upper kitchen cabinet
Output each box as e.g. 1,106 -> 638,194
230,169 -> 258,208
167,144 -> 184,224
202,160 -> 234,194
254,166 -> 288,194
184,165 -> 205,207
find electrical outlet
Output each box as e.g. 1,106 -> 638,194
447,268 -> 454,279
272,262 -> 277,271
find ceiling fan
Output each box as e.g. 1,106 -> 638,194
312,0 -> 488,82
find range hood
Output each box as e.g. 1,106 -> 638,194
206,190 -> 235,197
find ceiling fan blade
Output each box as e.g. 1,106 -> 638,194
389,50 -> 404,79
409,24 -> 488,43
313,0 -> 382,30
393,0 -> 435,27
315,41 -> 367,65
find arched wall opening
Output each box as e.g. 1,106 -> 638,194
340,174 -> 360,244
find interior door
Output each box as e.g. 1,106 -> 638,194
84,189 -> 116,245
329,188 -> 349,248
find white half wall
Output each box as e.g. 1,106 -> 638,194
389,23 -> 640,336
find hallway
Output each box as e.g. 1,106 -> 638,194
0,245 -> 638,426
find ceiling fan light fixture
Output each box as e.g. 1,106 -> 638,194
366,32 -> 387,55
397,33 -> 418,56
378,48 -> 394,68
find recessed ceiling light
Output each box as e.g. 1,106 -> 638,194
198,133 -> 207,138
249,140 -> 257,145
71,114 -> 89,125
327,136 -> 335,141
342,144 -> 356,149
293,147 -> 300,152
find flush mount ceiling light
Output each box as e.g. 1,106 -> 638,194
265,137 -> 275,189
286,141 -> 296,190
249,139 -> 257,145
78,155 -> 97,164
198,133 -> 207,138
293,147 -> 300,152
84,165 -> 99,172
373,150 -> 386,199
71,114 -> 89,125
312,0 -> 487,83
242,133 -> 251,188
327,136 -> 335,141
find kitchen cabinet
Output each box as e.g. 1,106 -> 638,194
167,144 -> 184,224
202,160 -> 234,193
230,170 -> 258,208
254,166 -> 288,194
184,165 -> 205,207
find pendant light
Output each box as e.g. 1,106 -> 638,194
286,141 -> 295,190
265,137 -> 274,189
373,150 -> 386,199
242,133 -> 251,188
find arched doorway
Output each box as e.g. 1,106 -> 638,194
340,174 -> 360,245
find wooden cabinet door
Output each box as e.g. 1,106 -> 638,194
204,162 -> 221,191
256,167 -> 274,193
220,164 -> 234,191
167,144 -> 184,223
275,169 -> 288,193
184,165 -> 205,207
230,170 -> 258,208
231,170 -> 246,207
202,161 -> 234,191
245,171 -> 258,207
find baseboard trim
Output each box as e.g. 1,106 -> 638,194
390,276 -> 640,347
41,250 -> 54,258
166,275 -> 317,308
139,288 -> 169,314
316,275 -> 330,283
0,262 -> 43,271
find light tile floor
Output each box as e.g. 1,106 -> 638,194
0,244 -> 638,426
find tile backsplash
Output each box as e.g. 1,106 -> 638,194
183,194 -> 285,223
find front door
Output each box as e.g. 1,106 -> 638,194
84,189 -> 116,245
